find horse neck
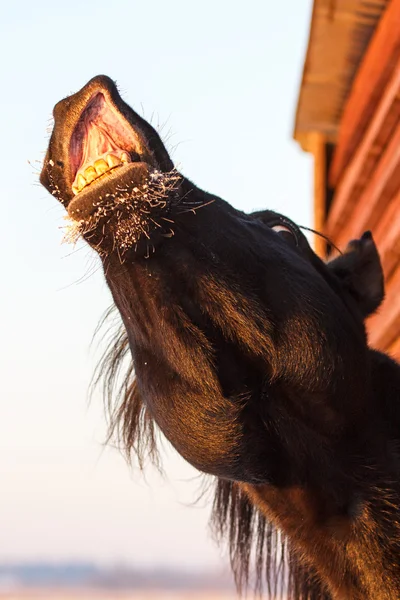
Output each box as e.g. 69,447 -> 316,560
242,350 -> 400,599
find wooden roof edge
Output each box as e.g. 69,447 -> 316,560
294,0 -> 388,157
294,131 -> 313,153
292,0 -> 318,152
295,129 -> 337,153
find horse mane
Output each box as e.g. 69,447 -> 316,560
92,306 -> 160,470
92,307 -> 331,600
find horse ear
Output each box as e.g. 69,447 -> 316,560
328,231 -> 384,318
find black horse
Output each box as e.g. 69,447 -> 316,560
40,75 -> 400,599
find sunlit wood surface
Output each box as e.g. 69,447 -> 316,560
294,0 -> 388,152
330,0 -> 400,185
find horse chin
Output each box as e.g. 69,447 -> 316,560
67,162 -> 152,221
63,167 -> 182,257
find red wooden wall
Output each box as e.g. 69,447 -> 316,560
324,0 -> 400,360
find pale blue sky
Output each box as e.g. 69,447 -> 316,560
1,0 -> 313,570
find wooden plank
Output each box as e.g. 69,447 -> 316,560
368,265 -> 400,349
294,0 -> 388,150
309,132 -> 327,257
330,0 -> 400,186
388,336 -> 400,361
325,60 -> 400,239
371,188 -> 400,282
328,117 -> 400,249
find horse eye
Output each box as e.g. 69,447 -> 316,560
271,225 -> 292,234
271,224 -> 296,244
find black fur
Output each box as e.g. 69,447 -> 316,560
40,76 -> 400,599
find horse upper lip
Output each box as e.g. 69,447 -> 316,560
40,75 -> 175,216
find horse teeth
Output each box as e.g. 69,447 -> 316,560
94,159 -> 109,175
107,154 -> 120,168
72,152 -> 130,194
84,166 -> 97,183
77,174 -> 86,191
